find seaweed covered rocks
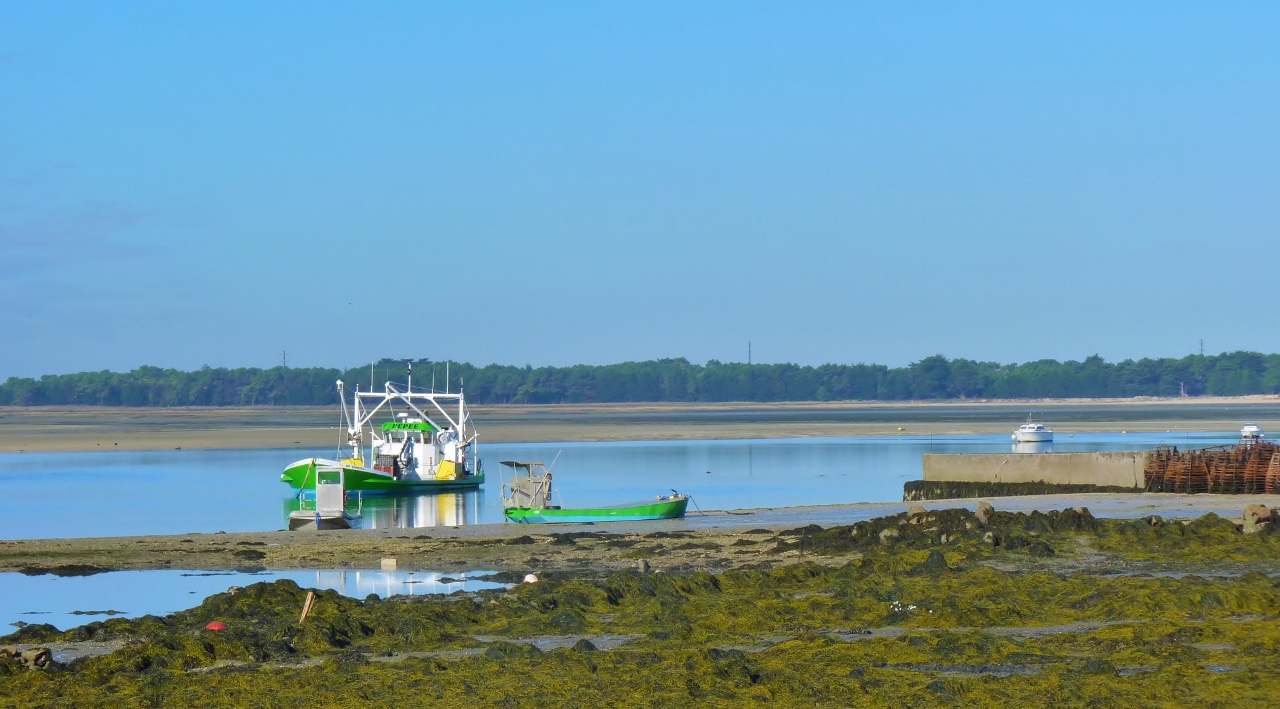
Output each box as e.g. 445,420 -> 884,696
772,504 -> 1100,560
0,646 -> 53,672
3,507 -> 1280,706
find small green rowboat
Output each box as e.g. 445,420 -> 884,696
504,495 -> 690,524
499,460 -> 689,524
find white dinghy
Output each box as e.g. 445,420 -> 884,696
288,465 -> 362,531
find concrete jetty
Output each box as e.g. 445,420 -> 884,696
923,451 -> 1146,488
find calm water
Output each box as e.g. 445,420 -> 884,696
0,569 -> 504,632
0,431 -> 1238,540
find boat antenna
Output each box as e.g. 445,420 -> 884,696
371,361 -> 375,392
548,449 -> 563,472
336,394 -> 345,460
407,360 -> 412,393
431,365 -> 436,394
446,361 -> 450,394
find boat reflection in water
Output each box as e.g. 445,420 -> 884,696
283,490 -> 484,531
1011,441 -> 1053,454
309,569 -> 506,599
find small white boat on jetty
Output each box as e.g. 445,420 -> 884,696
288,464 -> 362,530
1012,419 -> 1053,443
1241,423 -> 1265,442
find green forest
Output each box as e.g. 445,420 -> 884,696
3,352 -> 1280,406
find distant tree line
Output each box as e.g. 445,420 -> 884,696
3,352 -> 1280,406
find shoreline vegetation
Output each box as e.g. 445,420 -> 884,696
2,397 -> 1280,453
4,502 -> 1280,705
6,352 -> 1280,407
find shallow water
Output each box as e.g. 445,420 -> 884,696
0,568 -> 504,632
0,431 -> 1237,539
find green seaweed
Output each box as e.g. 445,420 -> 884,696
5,508 -> 1280,706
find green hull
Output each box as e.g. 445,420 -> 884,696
504,496 -> 688,524
281,458 -> 484,493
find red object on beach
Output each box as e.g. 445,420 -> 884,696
205,622 -> 227,631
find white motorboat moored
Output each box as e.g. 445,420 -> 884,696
1012,420 -> 1053,443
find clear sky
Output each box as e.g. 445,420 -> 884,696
3,2 -> 1279,378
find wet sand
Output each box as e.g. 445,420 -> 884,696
3,492 -> 1273,575
3,396 -> 1280,452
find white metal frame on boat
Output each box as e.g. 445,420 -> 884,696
336,366 -> 478,473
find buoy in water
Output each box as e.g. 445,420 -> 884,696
205,621 -> 227,631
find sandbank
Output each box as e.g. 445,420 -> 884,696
3,396 -> 1280,452
3,492 -> 1274,572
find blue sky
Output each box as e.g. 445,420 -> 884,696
3,2 -> 1278,377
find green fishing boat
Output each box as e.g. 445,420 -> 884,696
281,456 -> 485,493
281,370 -> 484,493
500,461 -> 689,524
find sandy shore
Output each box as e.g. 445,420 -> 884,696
3,492 -> 1273,574
3,396 -> 1280,452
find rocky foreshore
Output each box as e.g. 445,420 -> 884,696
4,503 -> 1280,706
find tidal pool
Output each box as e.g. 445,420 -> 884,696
0,568 -> 503,631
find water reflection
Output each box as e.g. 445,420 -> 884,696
311,569 -> 501,597
0,432 -> 1246,540
0,568 -> 505,631
283,490 -> 484,531
1011,441 -> 1054,454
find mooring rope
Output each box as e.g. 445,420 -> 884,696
689,495 -> 705,515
